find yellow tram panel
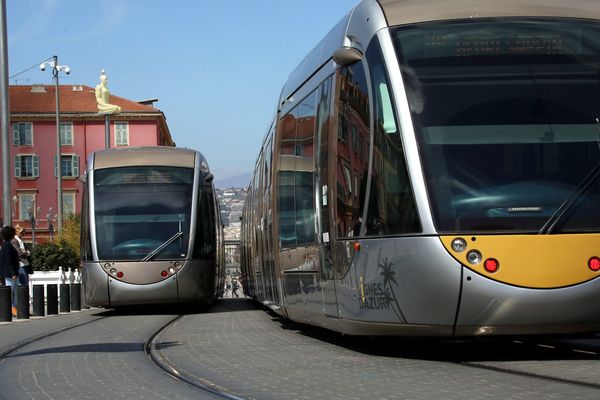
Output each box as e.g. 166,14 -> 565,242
440,234 -> 600,289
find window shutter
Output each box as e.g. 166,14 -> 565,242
73,156 -> 79,177
54,155 -> 58,177
33,155 -> 40,177
26,123 -> 32,145
14,155 -> 20,177
13,123 -> 19,146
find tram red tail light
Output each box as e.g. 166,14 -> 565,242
161,270 -> 168,277
589,257 -> 600,272
116,271 -> 124,279
484,258 -> 499,273
353,242 -> 361,252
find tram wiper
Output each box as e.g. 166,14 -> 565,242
142,230 -> 183,262
539,119 -> 600,234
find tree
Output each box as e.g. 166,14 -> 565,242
31,240 -> 79,272
57,213 -> 81,257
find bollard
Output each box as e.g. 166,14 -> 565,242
70,283 -> 81,311
32,285 -> 45,317
47,284 -> 58,315
59,283 -> 71,313
16,285 -> 30,319
0,286 -> 12,322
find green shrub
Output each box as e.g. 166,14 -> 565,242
32,240 -> 80,272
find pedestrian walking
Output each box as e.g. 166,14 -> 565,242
0,226 -> 20,316
232,279 -> 239,298
11,225 -> 31,287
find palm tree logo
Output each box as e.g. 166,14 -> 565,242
379,257 -> 406,323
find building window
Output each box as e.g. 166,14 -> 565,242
18,193 -> 35,221
115,122 -> 129,146
13,122 -> 33,146
14,154 -> 40,178
60,122 -> 73,145
54,155 -> 80,177
63,192 -> 76,216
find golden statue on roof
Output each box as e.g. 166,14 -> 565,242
95,70 -> 121,114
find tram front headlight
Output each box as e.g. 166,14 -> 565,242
109,268 -> 117,275
451,238 -> 467,253
466,250 -> 482,265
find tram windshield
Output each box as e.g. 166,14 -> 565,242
93,166 -> 194,260
392,18 -> 600,233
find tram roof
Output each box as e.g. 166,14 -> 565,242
92,146 -> 201,169
279,0 -> 600,112
378,0 -> 600,25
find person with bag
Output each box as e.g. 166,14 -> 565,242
11,225 -> 31,286
1,226 -> 19,316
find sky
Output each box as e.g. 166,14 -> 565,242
6,0 -> 357,184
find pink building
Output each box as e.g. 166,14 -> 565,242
1,84 -> 175,244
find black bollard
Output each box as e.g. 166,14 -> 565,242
0,286 -> 12,322
32,285 -> 45,317
59,283 -> 71,313
47,284 -> 58,315
70,283 -> 81,311
16,285 -> 30,319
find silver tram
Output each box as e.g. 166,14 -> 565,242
241,0 -> 600,336
82,147 -> 225,307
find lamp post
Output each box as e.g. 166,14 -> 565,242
11,195 -> 16,219
46,207 -> 55,242
27,202 -> 40,248
40,56 -> 70,235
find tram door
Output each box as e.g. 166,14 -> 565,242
315,76 -> 339,318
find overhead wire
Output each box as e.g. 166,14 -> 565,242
9,56 -> 54,81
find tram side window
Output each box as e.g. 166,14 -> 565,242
336,62 -> 370,238
278,112 -> 297,247
295,92 -> 317,245
81,182 -> 92,261
277,91 -> 318,247
365,38 -> 421,236
194,185 -> 216,258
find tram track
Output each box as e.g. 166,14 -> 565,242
0,314 -> 103,360
144,313 -> 247,400
458,339 -> 600,391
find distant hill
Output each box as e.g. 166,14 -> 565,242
215,172 -> 251,189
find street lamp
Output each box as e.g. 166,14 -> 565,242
46,207 -> 55,241
27,201 -> 40,248
11,195 -> 16,219
40,55 -> 70,235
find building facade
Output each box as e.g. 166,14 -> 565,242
1,84 -> 175,244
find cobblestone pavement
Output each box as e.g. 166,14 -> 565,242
0,308 -> 221,400
2,300 -> 600,399
156,299 -> 600,400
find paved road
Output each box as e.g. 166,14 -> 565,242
156,299 -> 600,400
0,309 -> 221,400
2,300 -> 600,399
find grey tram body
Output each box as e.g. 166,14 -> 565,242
82,147 -> 225,307
240,0 -> 600,336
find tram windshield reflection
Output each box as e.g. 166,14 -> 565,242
393,19 -> 600,233
93,166 -> 193,260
